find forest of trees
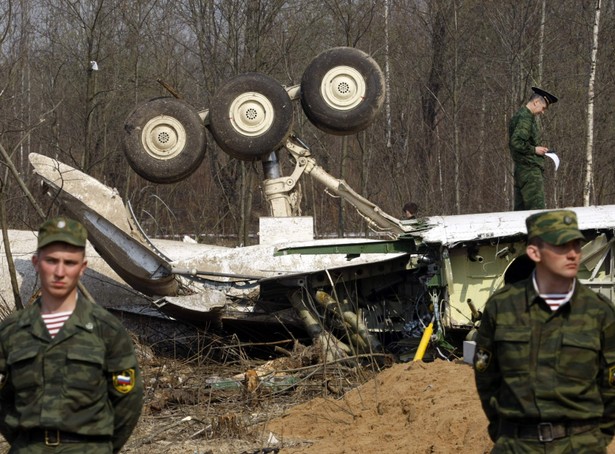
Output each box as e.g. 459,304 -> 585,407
1,0 -> 614,245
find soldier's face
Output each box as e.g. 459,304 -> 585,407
32,243 -> 87,300
527,239 -> 581,280
531,99 -> 548,115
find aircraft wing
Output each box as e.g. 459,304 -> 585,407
29,153 -> 178,296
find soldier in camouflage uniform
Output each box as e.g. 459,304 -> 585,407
474,210 -> 615,453
509,87 -> 558,211
0,217 -> 144,453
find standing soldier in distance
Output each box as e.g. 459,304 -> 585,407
509,87 -> 558,211
0,216 -> 143,453
474,210 -> 615,452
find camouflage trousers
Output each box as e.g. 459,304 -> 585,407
492,426 -> 608,453
514,165 -> 545,211
9,436 -> 113,453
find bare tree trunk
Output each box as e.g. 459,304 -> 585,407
337,136 -> 348,237
478,85 -> 486,212
83,64 -> 97,171
244,169 -> 255,245
0,172 -> 23,310
359,130 -> 371,236
452,2 -> 460,214
384,0 -> 392,148
239,0 -> 261,245
422,1 -> 449,212
537,0 -> 560,207
584,0 -> 601,206
538,0 -> 546,83
239,162 -> 249,246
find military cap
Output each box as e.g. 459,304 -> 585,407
526,210 -> 585,246
531,86 -> 558,105
37,216 -> 87,249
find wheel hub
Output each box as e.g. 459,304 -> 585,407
229,93 -> 275,137
141,115 -> 187,160
320,65 -> 366,111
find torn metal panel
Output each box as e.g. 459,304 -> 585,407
158,237 -> 408,283
410,206 -> 615,246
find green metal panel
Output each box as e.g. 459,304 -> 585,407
274,239 -> 418,256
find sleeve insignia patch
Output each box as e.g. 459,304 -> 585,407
609,366 -> 615,387
474,347 -> 492,373
113,369 -> 136,394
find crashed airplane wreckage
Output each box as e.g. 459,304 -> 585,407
24,47 -> 615,361
28,152 -> 615,361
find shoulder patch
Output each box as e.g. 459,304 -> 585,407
474,347 -> 492,373
609,366 -> 615,388
113,369 -> 136,394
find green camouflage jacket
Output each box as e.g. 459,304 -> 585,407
474,277 -> 615,442
509,106 -> 544,170
0,295 -> 143,451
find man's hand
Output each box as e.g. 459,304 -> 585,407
535,146 -> 549,156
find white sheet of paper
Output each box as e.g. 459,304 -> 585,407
545,152 -> 560,171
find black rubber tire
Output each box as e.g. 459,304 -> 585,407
208,73 -> 293,161
123,97 -> 206,184
300,47 -> 385,135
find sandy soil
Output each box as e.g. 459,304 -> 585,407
266,360 -> 492,454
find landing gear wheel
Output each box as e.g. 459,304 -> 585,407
123,97 -> 206,184
300,47 -> 385,135
208,73 -> 293,161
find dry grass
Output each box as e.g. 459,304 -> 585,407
122,322 -> 383,454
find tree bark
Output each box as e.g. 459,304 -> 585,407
0,172 -> 23,310
584,0 -> 601,206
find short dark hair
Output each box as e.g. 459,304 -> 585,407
403,202 -> 418,214
528,236 -> 544,247
529,93 -> 547,105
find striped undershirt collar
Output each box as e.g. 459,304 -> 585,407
41,310 -> 73,338
532,271 -> 575,312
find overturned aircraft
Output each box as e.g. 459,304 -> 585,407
18,48 -> 615,360
25,151 -> 615,358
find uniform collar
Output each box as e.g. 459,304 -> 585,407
54,294 -> 97,339
526,277 -> 541,307
18,295 -> 96,340
525,272 -> 579,310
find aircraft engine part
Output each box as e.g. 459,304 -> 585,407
467,246 -> 484,263
209,73 -> 293,161
314,290 -> 383,355
288,290 -> 352,364
300,47 -> 385,135
123,97 -> 207,183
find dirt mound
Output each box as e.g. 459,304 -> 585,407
267,360 -> 492,453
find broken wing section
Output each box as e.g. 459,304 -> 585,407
29,153 -> 178,296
